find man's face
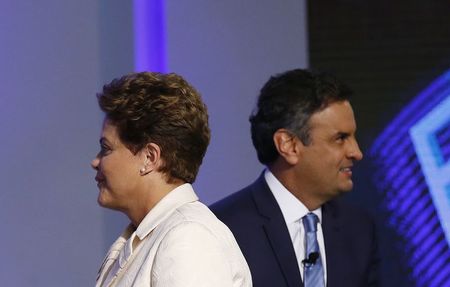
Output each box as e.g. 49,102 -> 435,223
296,100 -> 363,203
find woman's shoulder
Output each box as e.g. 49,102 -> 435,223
157,201 -> 234,243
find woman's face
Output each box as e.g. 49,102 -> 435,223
91,119 -> 144,211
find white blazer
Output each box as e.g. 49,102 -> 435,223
96,184 -> 252,287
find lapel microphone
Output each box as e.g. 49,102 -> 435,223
302,252 -> 319,266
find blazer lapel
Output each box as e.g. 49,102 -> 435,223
96,225 -> 135,287
322,200 -> 342,287
251,175 -> 303,287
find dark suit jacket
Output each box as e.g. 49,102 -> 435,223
210,174 -> 379,287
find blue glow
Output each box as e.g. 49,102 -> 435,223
389,181 -> 426,214
411,224 -> 439,262
133,0 -> 166,72
371,73 -> 450,152
395,187 -> 421,217
418,240 -> 446,276
373,83 -> 450,162
370,70 -> 450,286
436,121 -> 450,162
396,195 -> 428,233
430,255 -> 450,287
404,205 -> 434,240
410,95 -> 450,244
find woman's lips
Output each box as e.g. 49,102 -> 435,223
95,175 -> 105,187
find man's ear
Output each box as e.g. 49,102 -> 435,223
139,143 -> 162,175
273,129 -> 302,165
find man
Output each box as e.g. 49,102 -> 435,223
211,69 -> 379,287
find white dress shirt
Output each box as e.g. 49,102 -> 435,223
96,183 -> 252,287
264,169 -> 327,284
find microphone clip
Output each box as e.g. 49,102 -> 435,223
302,252 -> 319,267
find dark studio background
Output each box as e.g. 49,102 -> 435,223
309,1 -> 450,286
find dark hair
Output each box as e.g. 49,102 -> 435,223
97,72 -> 210,183
250,69 -> 352,164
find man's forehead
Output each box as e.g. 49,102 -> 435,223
307,101 -> 356,132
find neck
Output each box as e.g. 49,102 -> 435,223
126,176 -> 185,227
269,162 -> 326,211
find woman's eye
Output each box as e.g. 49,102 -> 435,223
100,145 -> 110,155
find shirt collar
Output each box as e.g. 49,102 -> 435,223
264,169 -> 322,224
135,183 -> 199,240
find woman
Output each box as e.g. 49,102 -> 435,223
91,72 -> 252,287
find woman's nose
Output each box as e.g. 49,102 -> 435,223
91,156 -> 100,170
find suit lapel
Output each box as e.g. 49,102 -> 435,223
322,200 -> 342,287
251,175 -> 303,287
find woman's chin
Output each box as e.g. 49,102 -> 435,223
97,190 -> 110,208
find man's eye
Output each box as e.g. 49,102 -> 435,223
336,134 -> 348,142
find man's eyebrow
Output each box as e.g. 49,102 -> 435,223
335,131 -> 350,138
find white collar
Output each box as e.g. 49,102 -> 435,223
264,169 -> 322,223
135,183 -> 199,240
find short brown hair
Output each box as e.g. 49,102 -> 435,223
97,72 -> 210,183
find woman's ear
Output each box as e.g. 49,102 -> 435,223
139,143 -> 162,175
272,129 -> 302,165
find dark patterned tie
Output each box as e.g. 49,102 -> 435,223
303,213 -> 325,287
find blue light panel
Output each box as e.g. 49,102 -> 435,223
133,0 -> 166,72
370,70 -> 450,286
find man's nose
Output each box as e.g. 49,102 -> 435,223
349,140 -> 363,161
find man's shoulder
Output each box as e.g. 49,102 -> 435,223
209,175 -> 270,225
210,182 -> 256,216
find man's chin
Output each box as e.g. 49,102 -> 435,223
336,183 -> 354,195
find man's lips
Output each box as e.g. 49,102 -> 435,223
339,166 -> 353,175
